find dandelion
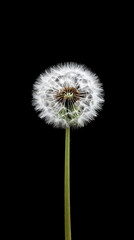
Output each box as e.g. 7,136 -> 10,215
32,62 -> 104,240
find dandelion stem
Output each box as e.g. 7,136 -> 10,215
64,127 -> 71,240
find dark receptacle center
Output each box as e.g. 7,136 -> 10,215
56,87 -> 81,108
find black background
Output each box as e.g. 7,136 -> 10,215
4,2 -> 131,239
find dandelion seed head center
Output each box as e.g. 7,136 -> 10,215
64,93 -> 73,99
56,87 -> 81,104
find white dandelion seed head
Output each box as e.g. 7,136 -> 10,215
32,62 -> 104,128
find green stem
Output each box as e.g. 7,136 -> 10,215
64,127 -> 71,240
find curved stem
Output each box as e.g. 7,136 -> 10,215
64,127 -> 71,240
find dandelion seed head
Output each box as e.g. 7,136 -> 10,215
32,62 -> 104,128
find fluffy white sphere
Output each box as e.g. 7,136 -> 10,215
32,62 -> 104,128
